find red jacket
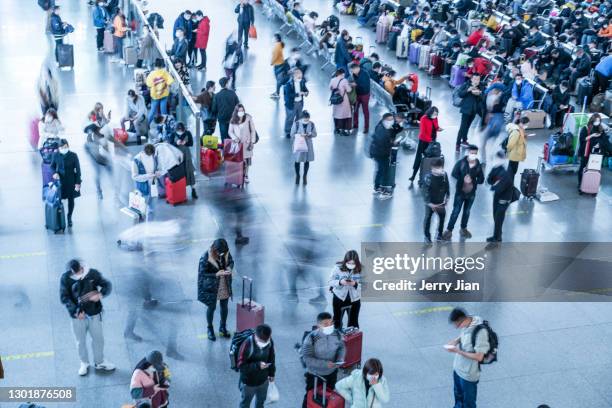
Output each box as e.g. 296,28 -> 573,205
195,17 -> 210,49
466,29 -> 484,47
418,114 -> 440,142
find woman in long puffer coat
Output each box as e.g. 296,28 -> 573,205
194,13 -> 210,70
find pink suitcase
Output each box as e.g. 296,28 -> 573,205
341,327 -> 363,369
224,160 -> 245,188
580,169 -> 601,195
236,277 -> 265,332
376,21 -> 389,44
29,118 -> 40,149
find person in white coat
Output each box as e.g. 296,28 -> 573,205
335,358 -> 390,408
154,141 -> 183,197
38,108 -> 65,148
328,249 -> 362,329
228,104 -> 256,182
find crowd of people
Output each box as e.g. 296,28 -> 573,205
29,0 -> 612,406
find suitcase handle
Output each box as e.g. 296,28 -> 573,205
313,375 -> 327,406
425,86 -> 431,100
241,276 -> 253,310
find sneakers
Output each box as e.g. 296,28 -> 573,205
94,361 -> 115,371
460,228 -> 472,238
78,362 -> 89,376
435,234 -> 446,242
377,191 -> 393,200
270,92 -> 280,99
373,188 -> 382,195
486,236 -> 501,243
442,230 -> 453,240
424,236 -> 433,244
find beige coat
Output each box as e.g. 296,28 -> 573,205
506,123 -> 527,162
229,115 -> 256,160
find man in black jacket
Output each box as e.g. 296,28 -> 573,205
443,146 -> 484,241
283,68 -> 309,137
169,28 -> 188,63
59,259 -> 115,376
486,152 -> 515,243
549,80 -> 573,128
569,46 -> 592,91
237,324 -> 276,408
522,25 -> 545,50
422,158 -> 450,243
349,62 -> 371,134
235,0 -> 255,49
211,77 -> 240,141
370,113 -> 402,199
456,74 -> 484,152
548,47 -> 572,82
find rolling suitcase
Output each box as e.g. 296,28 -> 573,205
164,176 -> 187,205
429,53 -> 444,76
104,30 -> 115,53
381,146 -> 398,192
43,182 -> 66,233
580,168 -> 601,195
225,160 -> 245,188
124,45 -> 137,66
387,30 -> 399,51
42,162 -> 54,186
57,43 -> 74,69
408,43 -> 420,65
200,147 -> 220,174
576,77 -> 593,106
375,21 -> 389,44
341,327 -> 363,369
396,37 -> 409,59
418,45 -> 431,70
450,65 -> 467,88
236,277 -> 265,332
306,376 -> 345,408
520,169 -> 539,198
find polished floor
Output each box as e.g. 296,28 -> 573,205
1,0 -> 612,407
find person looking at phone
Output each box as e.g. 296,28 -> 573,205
301,312 -> 346,408
237,324 -> 276,408
577,113 -> 610,192
328,250 -> 362,329
422,158 -> 450,243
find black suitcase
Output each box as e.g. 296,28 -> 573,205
382,146 -> 399,192
576,77 -> 593,107
45,202 -> 66,233
57,43 -> 74,69
387,31 -> 399,51
520,169 -> 539,198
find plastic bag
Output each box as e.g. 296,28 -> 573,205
248,25 -> 257,39
150,180 -> 159,198
266,382 -> 279,403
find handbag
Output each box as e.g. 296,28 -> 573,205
248,25 -> 258,39
128,190 -> 147,216
293,135 -> 309,153
329,79 -> 345,105
223,139 -> 244,162
150,179 -> 159,198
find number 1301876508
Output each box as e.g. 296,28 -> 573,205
0,387 -> 76,402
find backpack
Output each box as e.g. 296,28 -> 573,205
329,79 -> 346,105
424,141 -> 441,158
229,329 -> 255,371
296,328 -> 342,368
326,15 -> 340,30
471,320 -> 499,365
452,86 -> 463,107
38,0 -> 51,10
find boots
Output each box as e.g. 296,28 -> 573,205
295,174 -> 300,185
207,326 -> 216,341
191,188 -> 198,199
303,174 -> 307,185
219,326 -> 231,338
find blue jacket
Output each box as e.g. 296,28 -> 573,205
334,37 -> 352,68
50,13 -> 65,37
595,55 -> 612,78
235,3 -> 255,26
92,6 -> 108,28
170,38 -> 188,62
512,81 -> 534,109
283,78 -> 309,110
134,158 -> 150,196
173,16 -> 194,41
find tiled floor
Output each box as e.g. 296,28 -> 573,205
0,0 -> 611,407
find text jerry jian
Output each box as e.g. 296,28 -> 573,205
372,279 -> 480,293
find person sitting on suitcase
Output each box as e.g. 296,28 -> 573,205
197,239 -> 234,341
237,324 -> 276,408
442,145 -> 485,241
422,158 -> 450,243
301,312 -> 346,408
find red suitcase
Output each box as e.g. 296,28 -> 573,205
225,160 -> 245,188
429,53 -> 444,76
341,327 -> 363,369
223,139 -> 244,162
200,147 -> 220,174
165,176 -> 187,205
306,376 -> 345,408
543,142 -> 549,163
236,277 -> 265,332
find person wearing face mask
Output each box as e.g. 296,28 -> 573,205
235,0 -> 255,49
111,8 -> 128,64
335,30 -> 352,76
486,151 -> 514,242
446,308 -> 490,408
456,74 -> 484,152
170,122 -> 197,199
568,46 -> 592,91
121,90 -> 147,141
422,158 -> 450,243
130,350 -> 170,407
172,10 -> 193,64
237,324 -> 276,408
549,80 -> 573,129
92,1 -> 109,52
505,116 -> 529,179
370,113 -> 402,199
212,77 -> 240,141
229,104 -> 257,183
442,146 -> 484,241
328,250 -> 362,330
131,144 -> 161,220
291,111 -> 317,185
335,358 -> 390,408
137,25 -> 161,70
51,139 -> 81,227
577,114 -> 609,192
194,11 -> 210,70
198,239 -> 234,341
38,108 -> 64,149
59,259 -> 115,376
330,69 -> 353,136
301,312 -> 346,408
410,107 -> 442,183
168,28 -> 188,64
284,68 -> 309,138
504,73 -> 533,123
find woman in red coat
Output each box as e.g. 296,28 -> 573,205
194,11 -> 210,70
409,107 -> 443,182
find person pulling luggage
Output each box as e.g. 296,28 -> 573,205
51,139 -> 81,228
370,113 -> 402,200
577,114 -> 610,193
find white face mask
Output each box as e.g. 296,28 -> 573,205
366,374 -> 379,384
382,120 -> 394,129
515,80 -> 522,85
346,262 -> 356,270
237,111 -> 245,118
468,153 -> 478,161
45,115 -> 53,123
594,120 -> 601,126
301,119 -> 309,125
255,338 -> 270,348
59,147 -> 69,155
432,168 -> 444,176
176,131 -> 184,136
320,325 -> 335,335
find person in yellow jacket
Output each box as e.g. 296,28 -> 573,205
111,8 -> 129,63
482,12 -> 498,32
270,33 -> 285,99
145,59 -> 175,123
505,116 -> 529,179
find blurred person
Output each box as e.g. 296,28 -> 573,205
111,8 -> 128,63
38,108 -> 64,149
131,144 -> 160,220
270,33 -> 286,99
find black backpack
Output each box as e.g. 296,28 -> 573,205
471,320 -> 499,366
229,329 -> 254,371
326,15 -> 340,30
424,141 -> 441,158
329,79 -> 346,105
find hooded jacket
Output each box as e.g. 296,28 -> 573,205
59,268 -> 112,318
505,123 -> 527,162
335,369 -> 390,408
